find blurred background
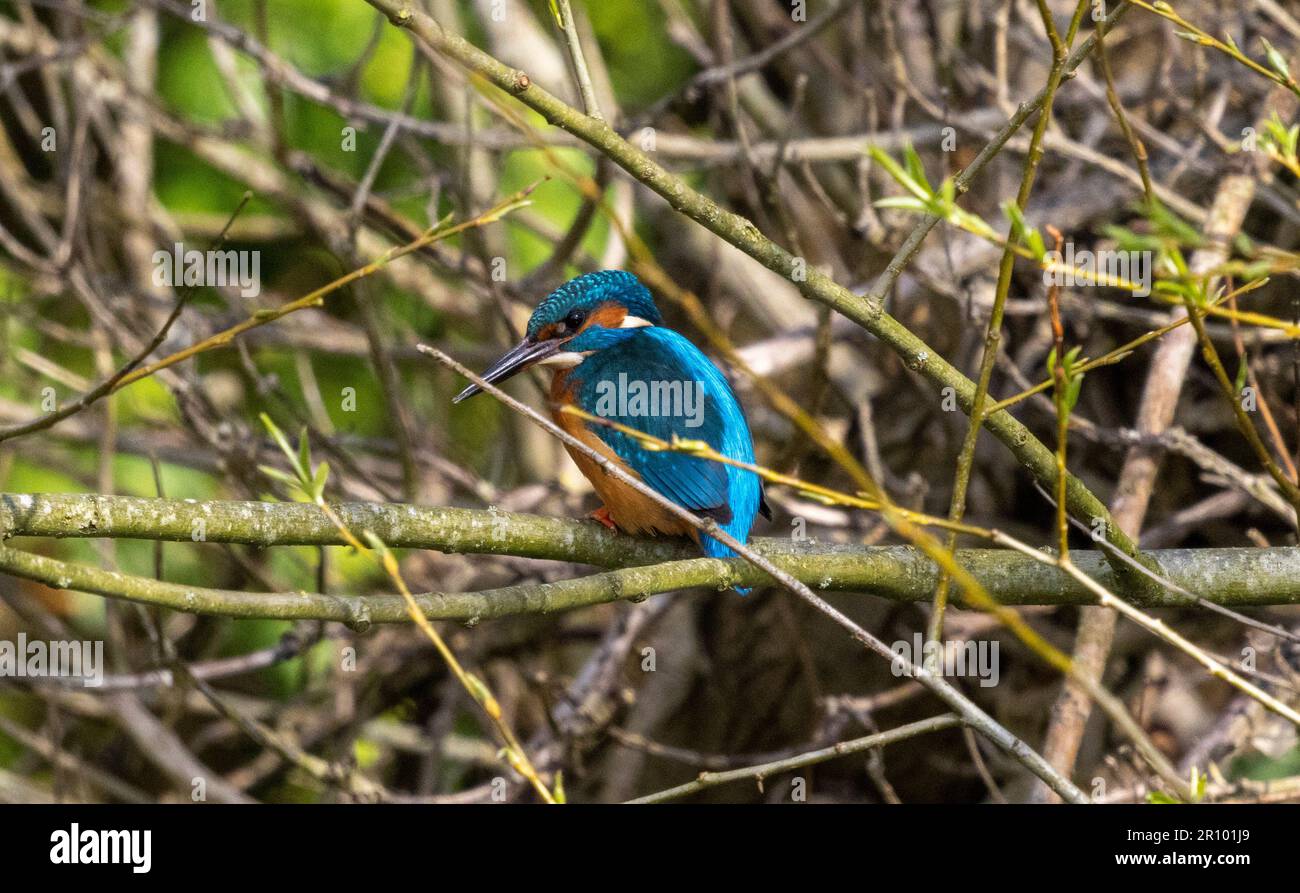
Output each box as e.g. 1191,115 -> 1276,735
0,0 -> 1298,803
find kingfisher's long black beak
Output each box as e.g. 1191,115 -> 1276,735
452,337 -> 562,403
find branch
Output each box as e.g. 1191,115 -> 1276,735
3,494 -> 1299,615
930,0 -> 1092,641
626,714 -> 962,804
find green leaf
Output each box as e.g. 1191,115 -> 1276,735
1172,30 -> 1207,46
903,143 -> 933,196
952,209 -> 1000,243
1154,280 -> 1194,299
1101,223 -> 1162,254
1001,200 -> 1046,257
873,196 -> 930,212
1145,200 -> 1202,248
312,461 -> 331,501
260,413 -> 295,468
1002,200 -> 1027,236
258,466 -> 301,488
1048,347 -> 1085,413
1165,245 -> 1191,279
296,428 -> 312,481
1065,374 -> 1084,413
1239,260 -> 1274,282
1026,229 -> 1047,261
939,176 -> 956,206
1261,37 -> 1291,81
868,145 -> 930,200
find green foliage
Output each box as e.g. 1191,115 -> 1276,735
258,413 -> 330,503
1263,112 -> 1299,156
868,144 -> 998,242
1231,744 -> 1300,782
1259,37 -> 1292,84
1260,111 -> 1300,170
1001,201 -> 1047,260
1146,766 -> 1207,804
1046,345 -> 1085,413
584,1 -> 694,107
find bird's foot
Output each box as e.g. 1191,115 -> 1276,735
589,506 -> 618,532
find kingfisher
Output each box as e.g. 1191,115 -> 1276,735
454,270 -> 768,589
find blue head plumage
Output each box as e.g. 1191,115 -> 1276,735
525,270 -> 661,339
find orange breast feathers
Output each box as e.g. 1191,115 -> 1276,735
549,369 -> 696,541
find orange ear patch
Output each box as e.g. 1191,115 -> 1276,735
582,302 -> 628,330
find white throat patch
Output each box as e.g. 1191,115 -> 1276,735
538,316 -> 649,369
539,351 -> 590,368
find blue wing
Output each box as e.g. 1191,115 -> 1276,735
573,327 -> 761,567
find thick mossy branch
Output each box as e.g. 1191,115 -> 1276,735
0,492 -> 684,565
0,494 -> 1297,623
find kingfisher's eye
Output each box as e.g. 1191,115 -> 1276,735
563,309 -> 586,332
